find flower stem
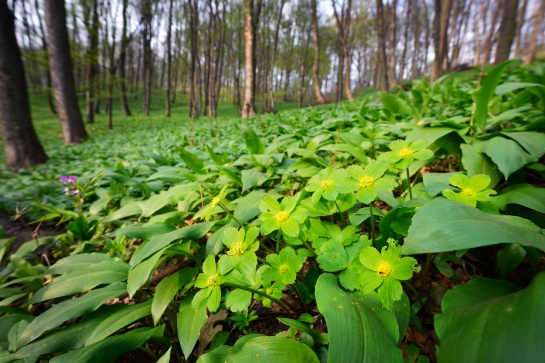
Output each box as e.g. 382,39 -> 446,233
217,202 -> 245,229
299,236 -> 317,257
405,168 -> 413,200
369,203 -> 375,241
290,283 -> 308,313
419,253 -> 435,292
334,201 -> 346,225
225,283 -> 297,314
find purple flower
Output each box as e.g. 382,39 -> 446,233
60,176 -> 68,183
67,176 -> 77,183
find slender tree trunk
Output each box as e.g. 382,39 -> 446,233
495,0 -> 519,64
0,0 -> 48,171
523,0 -> 545,64
268,0 -> 286,112
34,0 -> 56,114
241,0 -> 261,118
514,0 -> 528,57
311,0 -> 326,104
118,0 -> 131,116
188,0 -> 200,118
483,4 -> 501,65
142,0 -> 152,117
376,0 -> 389,91
388,0 -> 398,87
332,0 -> 354,101
165,0 -> 173,117
85,0 -> 99,124
431,0 -> 453,82
399,0 -> 412,80
44,0 -> 87,144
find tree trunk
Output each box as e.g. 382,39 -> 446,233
34,0 -> 56,115
376,0 -> 389,91
165,0 -> 173,117
388,0 -> 398,87
494,0 -> 519,64
0,0 -> 48,172
332,0 -> 354,102
310,0 -> 326,104
267,0 -> 286,112
44,0 -> 87,144
514,0 -> 528,57
399,0 -> 412,81
241,0 -> 261,118
430,0 -> 452,82
523,0 -> 545,64
84,0 -> 99,124
119,0 -> 132,116
142,0 -> 152,117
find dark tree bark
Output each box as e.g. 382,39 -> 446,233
399,0 -> 412,80
332,0 -> 354,102
1,0 -> 48,171
388,0 -> 398,87
84,0 -> 99,124
311,0 -> 326,104
34,0 -> 56,115
44,0 -> 87,144
241,0 -> 262,118
430,0 -> 453,82
188,0 -> 201,118
376,0 -> 389,91
141,0 -> 152,117
119,0 -> 132,116
267,0 -> 286,112
523,0 -> 545,64
494,0 -> 519,64
166,0 -> 173,117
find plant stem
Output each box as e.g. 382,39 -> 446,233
334,201 -> 346,225
290,282 -> 308,313
225,283 -> 297,315
406,168 -> 413,200
299,236 -> 317,257
257,256 -> 267,264
419,253 -> 435,292
217,202 -> 245,229
369,203 -> 375,241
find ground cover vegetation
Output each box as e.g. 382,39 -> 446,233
1,59 -> 545,363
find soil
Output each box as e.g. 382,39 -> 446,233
0,213 -> 63,253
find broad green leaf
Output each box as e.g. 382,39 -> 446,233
435,272 -> 545,363
50,326 -> 162,363
319,143 -> 368,164
402,198 -> 545,255
18,282 -> 126,348
405,127 -> 458,146
240,125 -> 265,154
130,222 -> 216,267
491,184 -> 545,212
391,293 -> 410,345
495,82 -> 545,95
241,169 -> 267,192
316,240 -> 348,272
102,201 -> 142,222
178,294 -> 208,360
85,301 -> 152,345
1,314 -> 104,363
315,274 -> 401,363
45,253 -> 113,275
139,183 -> 199,217
473,60 -> 518,131
277,318 -> 324,345
30,260 -> 129,304
460,144 -> 501,188
233,191 -> 266,222
110,223 -> 176,239
197,336 -> 319,363
152,268 -> 199,325
225,289 -> 252,312
501,132 -> 545,161
497,244 -> 526,279
128,248 -> 166,298
0,315 -> 33,345
178,148 -> 205,174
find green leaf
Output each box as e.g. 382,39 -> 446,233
110,223 -> 176,239
102,201 -> 142,222
476,136 -> 543,179
178,148 -> 205,174
277,318 -> 324,345
130,222 -> 216,267
315,274 -> 401,363
460,144 -> 501,188
50,326 -> 162,363
240,125 -> 265,154
30,260 -> 129,304
85,301 -> 152,345
152,268 -> 199,325
178,294 -> 208,360
225,289 -> 252,312
402,198 -> 545,255
316,240 -> 348,272
45,253 -> 114,275
434,272 -> 545,363
241,169 -> 267,192
196,336 -> 319,363
18,282 -> 126,348
234,191 -> 266,223
495,82 -> 545,95
491,184 -> 545,213
473,60 -> 518,131
157,347 -> 172,363
497,244 -> 526,279
128,248 -> 166,298
2,314 -> 106,362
